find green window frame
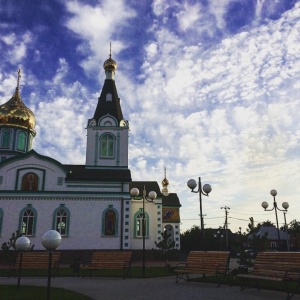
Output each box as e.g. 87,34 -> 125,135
102,207 -> 118,236
1,130 -> 11,148
19,206 -> 37,236
134,211 -> 149,238
53,206 -> 70,236
17,132 -> 26,151
100,133 -> 115,158
0,208 -> 3,236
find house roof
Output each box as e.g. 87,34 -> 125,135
129,181 -> 181,207
130,181 -> 162,196
256,226 -> 289,240
162,193 -> 181,207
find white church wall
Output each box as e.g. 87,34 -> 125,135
0,198 -> 125,250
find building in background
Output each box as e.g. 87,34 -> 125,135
0,55 -> 181,250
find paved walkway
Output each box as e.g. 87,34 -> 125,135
2,276 -> 300,300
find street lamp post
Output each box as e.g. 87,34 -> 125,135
187,177 -> 212,251
261,189 -> 289,250
130,185 -> 157,277
283,211 -> 290,251
42,230 -> 62,300
15,236 -> 30,290
214,231 -> 224,250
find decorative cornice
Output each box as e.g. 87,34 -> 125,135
0,196 -> 124,202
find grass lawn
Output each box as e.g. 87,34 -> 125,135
0,285 -> 92,300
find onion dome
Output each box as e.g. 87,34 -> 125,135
162,167 -> 169,196
0,69 -> 36,134
103,44 -> 117,80
162,177 -> 169,186
103,55 -> 117,72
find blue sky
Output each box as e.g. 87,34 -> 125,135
1,0 -> 300,233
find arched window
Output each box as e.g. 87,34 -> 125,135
53,205 -> 70,236
22,173 -> 38,191
19,206 -> 37,236
17,132 -> 26,151
0,208 -> 3,236
102,207 -> 118,236
1,130 -> 11,148
134,210 -> 149,238
100,134 -> 115,158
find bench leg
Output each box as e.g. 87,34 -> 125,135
285,279 -> 300,300
176,273 -> 189,283
216,273 -> 231,288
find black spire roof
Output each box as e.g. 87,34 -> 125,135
93,79 -> 124,123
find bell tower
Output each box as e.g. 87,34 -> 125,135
85,52 -> 129,168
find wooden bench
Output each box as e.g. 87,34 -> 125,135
81,251 -> 132,279
174,251 -> 231,286
9,251 -> 61,277
238,252 -> 300,300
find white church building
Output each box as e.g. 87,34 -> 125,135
0,55 -> 181,251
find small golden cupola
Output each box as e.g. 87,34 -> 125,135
0,69 -> 36,134
0,69 -> 36,160
162,167 -> 169,196
103,43 -> 117,80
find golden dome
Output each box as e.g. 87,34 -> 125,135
0,87 -> 36,134
103,55 -> 117,72
162,177 -> 169,186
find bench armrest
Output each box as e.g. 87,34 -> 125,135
216,264 -> 231,275
175,262 -> 187,269
284,269 -> 300,281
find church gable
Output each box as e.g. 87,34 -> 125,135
0,152 -> 67,191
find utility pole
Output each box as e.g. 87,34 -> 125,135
221,206 -> 230,249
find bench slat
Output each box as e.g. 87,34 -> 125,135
80,251 -> 132,279
175,251 -> 231,286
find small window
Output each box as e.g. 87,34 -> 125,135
135,212 -> 149,238
104,210 -> 116,235
17,132 -> 26,151
53,206 -> 70,236
1,130 -> 11,148
22,173 -> 38,191
57,177 -> 64,185
20,206 -> 37,236
106,93 -> 112,101
102,207 -> 118,236
100,134 -> 115,158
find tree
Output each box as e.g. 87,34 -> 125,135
287,220 -> 300,250
155,230 -> 175,267
1,230 -> 22,251
246,217 -> 269,251
180,226 -> 201,251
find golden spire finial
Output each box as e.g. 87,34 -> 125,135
109,42 -> 112,59
162,166 -> 169,196
17,68 -> 21,90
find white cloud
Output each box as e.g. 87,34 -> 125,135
176,3 -> 202,32
65,0 -> 136,77
0,32 -> 32,64
124,2 -> 300,231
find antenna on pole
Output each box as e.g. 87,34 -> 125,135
221,206 -> 230,249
